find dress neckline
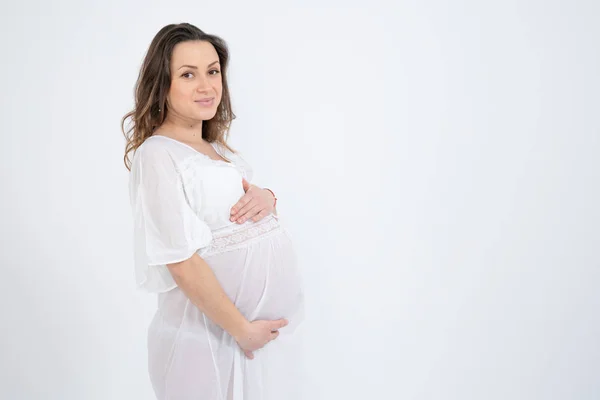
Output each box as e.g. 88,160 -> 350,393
149,134 -> 232,165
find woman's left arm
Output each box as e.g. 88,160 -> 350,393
230,178 -> 277,224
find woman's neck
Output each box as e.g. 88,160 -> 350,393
157,116 -> 204,144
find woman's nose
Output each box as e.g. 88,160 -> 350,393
195,76 -> 210,92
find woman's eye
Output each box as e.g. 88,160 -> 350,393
182,72 -> 194,78
209,69 -> 221,75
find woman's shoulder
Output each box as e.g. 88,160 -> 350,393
128,137 -> 195,193
134,136 -> 196,166
138,135 -> 184,154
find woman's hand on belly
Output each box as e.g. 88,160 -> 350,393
234,318 -> 289,359
230,178 -> 276,224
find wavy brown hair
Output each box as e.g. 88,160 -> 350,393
121,23 -> 236,170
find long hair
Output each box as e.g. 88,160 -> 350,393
121,23 -> 236,170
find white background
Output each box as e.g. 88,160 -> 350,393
1,1 -> 599,399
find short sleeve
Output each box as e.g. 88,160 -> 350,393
128,144 -> 213,293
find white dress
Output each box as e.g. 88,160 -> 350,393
128,135 -> 305,400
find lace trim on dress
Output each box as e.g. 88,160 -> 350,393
202,215 -> 281,256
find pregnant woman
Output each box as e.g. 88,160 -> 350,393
122,23 -> 305,400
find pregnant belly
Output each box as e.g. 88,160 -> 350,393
203,217 -> 304,329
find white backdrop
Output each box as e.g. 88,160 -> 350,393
1,1 -> 599,399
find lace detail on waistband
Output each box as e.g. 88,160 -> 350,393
202,216 -> 281,255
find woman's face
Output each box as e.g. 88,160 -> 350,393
166,40 -> 223,122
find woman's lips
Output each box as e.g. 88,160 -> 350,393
195,98 -> 214,107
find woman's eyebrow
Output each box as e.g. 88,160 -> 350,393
178,61 -> 220,70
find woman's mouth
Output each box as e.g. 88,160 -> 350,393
195,98 -> 214,107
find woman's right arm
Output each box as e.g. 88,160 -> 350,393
167,254 -> 288,359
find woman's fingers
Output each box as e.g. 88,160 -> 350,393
230,193 -> 253,218
231,185 -> 274,224
231,198 -> 257,222
237,319 -> 290,358
235,203 -> 260,224
270,319 -> 289,331
251,210 -> 268,222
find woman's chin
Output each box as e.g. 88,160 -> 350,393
195,110 -> 217,121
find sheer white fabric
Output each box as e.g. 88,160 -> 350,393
128,135 -> 305,400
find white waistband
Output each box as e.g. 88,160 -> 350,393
202,215 -> 282,256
